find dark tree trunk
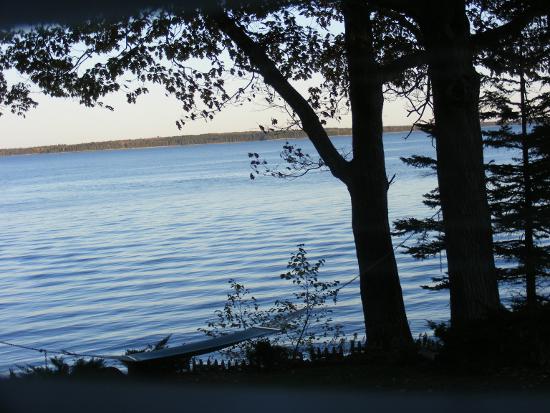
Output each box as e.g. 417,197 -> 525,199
519,69 -> 537,308
419,1 -> 501,325
213,6 -> 412,348
344,0 -> 412,347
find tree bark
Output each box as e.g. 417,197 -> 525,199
418,0 -> 501,325
344,0 -> 412,347
519,69 -> 537,308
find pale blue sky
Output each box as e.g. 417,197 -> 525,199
0,79 -> 413,149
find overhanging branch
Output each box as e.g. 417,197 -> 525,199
366,0 -> 426,18
380,50 -> 427,83
471,3 -> 550,50
205,8 -> 351,182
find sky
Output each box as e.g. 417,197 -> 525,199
0,8 -> 416,150
0,78 -> 414,149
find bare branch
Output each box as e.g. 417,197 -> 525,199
249,142 -> 352,180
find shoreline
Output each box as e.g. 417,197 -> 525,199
0,122 -> 501,157
0,126 -> 408,157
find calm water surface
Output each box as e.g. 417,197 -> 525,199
0,131 -> 510,372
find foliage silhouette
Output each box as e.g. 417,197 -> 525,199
199,244 -> 342,359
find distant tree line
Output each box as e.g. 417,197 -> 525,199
0,128 -> 334,156
0,126 -> 423,156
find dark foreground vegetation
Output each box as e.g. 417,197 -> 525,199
7,248 -> 550,391
6,304 -> 550,393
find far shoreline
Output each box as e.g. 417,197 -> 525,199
0,126 -> 408,157
0,123 -> 500,157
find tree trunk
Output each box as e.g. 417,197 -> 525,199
519,69 -> 537,308
344,0 -> 412,347
419,1 -> 501,325
213,6 -> 412,347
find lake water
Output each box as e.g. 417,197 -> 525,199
0,131 -> 511,372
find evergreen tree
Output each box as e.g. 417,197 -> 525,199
394,13 -> 550,305
481,11 -> 550,307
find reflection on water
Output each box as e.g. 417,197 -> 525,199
0,131 -> 511,371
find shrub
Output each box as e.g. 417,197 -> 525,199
430,304 -> 550,370
245,340 -> 292,369
199,244 -> 343,359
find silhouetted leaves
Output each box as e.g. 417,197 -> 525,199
199,244 -> 342,358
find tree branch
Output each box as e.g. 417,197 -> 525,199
205,8 -> 351,182
365,0 -> 427,19
379,50 -> 427,83
471,3 -> 550,50
376,8 -> 422,41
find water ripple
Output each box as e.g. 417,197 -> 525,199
0,133 -> 458,372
